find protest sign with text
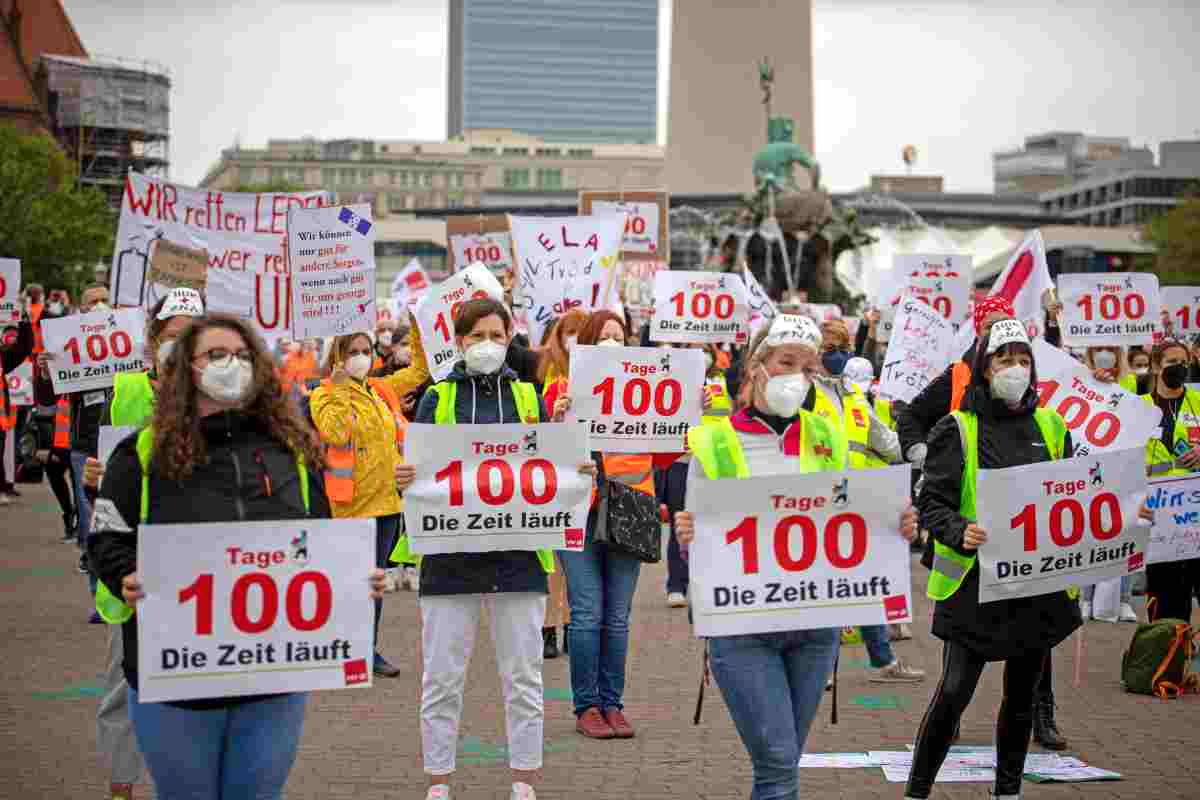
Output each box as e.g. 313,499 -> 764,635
109,173 -> 329,308
447,215 -> 514,274
98,425 -> 137,467
650,270 -> 749,345
413,263 -> 505,382
41,308 -> 147,394
1146,475 -> 1200,564
1030,339 -> 1162,457
288,204 -> 376,339
975,448 -> 1148,603
1160,286 -> 1200,337
566,345 -> 703,453
687,465 -> 914,637
5,361 -> 33,406
390,258 -> 430,313
135,518 -> 376,703
148,239 -> 208,294
892,254 -> 973,331
204,268 -> 293,341
1058,272 -> 1160,347
878,295 -> 955,403
0,258 -> 20,322
402,423 -> 591,554
743,264 -> 777,329
579,190 -> 669,262
509,214 -> 624,346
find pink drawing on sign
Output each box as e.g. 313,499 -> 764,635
883,594 -> 909,622
343,657 -> 369,686
1127,552 -> 1144,572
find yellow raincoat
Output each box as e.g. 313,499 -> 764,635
309,378 -> 404,518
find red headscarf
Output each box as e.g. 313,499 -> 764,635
973,296 -> 1015,336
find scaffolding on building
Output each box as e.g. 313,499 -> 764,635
39,54 -> 171,208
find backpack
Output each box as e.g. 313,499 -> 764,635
1120,615 -> 1198,698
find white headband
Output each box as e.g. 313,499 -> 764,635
986,318 -> 1030,354
762,314 -> 823,352
156,288 -> 204,320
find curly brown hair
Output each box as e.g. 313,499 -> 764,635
151,314 -> 325,481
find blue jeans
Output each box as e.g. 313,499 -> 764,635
129,688 -> 306,799
859,624 -> 896,668
709,628 -> 839,800
70,450 -> 96,596
559,541 -> 641,715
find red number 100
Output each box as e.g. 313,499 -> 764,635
435,458 -> 558,507
725,514 -> 868,574
178,571 -> 333,635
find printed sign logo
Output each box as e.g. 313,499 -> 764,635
831,477 -> 849,507
290,531 -> 309,565
338,207 -> 372,236
343,657 -> 369,686
1128,552 -> 1144,572
565,528 -> 584,549
522,430 -> 539,455
1088,462 -> 1104,487
883,594 -> 909,621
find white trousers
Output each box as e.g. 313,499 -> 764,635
420,592 -> 547,774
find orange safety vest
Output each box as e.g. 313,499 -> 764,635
52,395 -> 71,449
596,453 -> 655,507
949,361 -> 972,412
323,378 -> 407,504
0,370 -> 14,432
30,304 -> 45,354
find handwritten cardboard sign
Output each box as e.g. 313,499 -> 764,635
579,190 -> 669,263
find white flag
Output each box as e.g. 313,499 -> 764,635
988,230 -> 1053,338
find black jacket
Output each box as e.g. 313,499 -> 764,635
412,361 -> 550,597
894,343 -> 977,456
1,320 -> 34,414
88,411 -> 332,707
918,378 -> 1082,661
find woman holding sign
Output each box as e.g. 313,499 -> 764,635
905,319 -> 1082,800
674,315 -> 919,800
309,332 -> 411,678
409,298 -> 594,800
1140,338 -> 1200,623
88,315 -> 387,800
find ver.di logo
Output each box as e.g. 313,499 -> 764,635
290,531 -> 309,565
1088,462 -> 1103,487
831,477 -> 849,507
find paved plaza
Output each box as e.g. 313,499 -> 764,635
2,482 -> 1195,799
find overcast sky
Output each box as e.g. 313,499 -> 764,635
65,0 -> 1198,193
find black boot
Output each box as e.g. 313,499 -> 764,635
61,510 -> 76,542
543,627 -> 559,659
1032,700 -> 1067,750
561,624 -> 569,654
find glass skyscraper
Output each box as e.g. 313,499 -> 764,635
447,0 -> 658,144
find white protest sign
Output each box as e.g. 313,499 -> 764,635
743,265 -> 777,328
1058,272 -> 1160,347
650,270 -> 749,345
587,198 -> 666,260
135,517 -> 375,702
110,173 -> 329,308
1030,339 -> 1162,458
0,258 -> 20,322
975,448 -> 1149,603
204,268 -> 294,341
892,254 -> 973,331
449,232 -> 515,275
6,361 -> 33,406
566,345 -> 703,453
1146,475 -> 1200,564
287,204 -> 376,340
413,263 -> 505,382
687,465 -> 915,637
98,425 -> 137,466
40,308 -> 147,393
878,295 -> 955,403
402,423 -> 592,555
509,214 -> 624,346
391,258 -> 431,311
1160,285 -> 1200,337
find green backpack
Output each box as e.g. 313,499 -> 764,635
1120,617 -> 1198,698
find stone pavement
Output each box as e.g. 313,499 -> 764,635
1,480 -> 1196,799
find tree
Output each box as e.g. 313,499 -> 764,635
1142,188 -> 1200,284
0,123 -> 115,296
229,181 -> 307,194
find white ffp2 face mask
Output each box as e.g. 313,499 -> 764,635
597,338 -> 622,347
345,353 -> 372,380
377,331 -> 393,347
465,340 -> 507,375
564,335 -> 578,352
761,370 -> 810,418
990,365 -> 1030,406
198,358 -> 255,404
1092,350 -> 1117,370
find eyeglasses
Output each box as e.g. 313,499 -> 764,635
194,348 -> 254,366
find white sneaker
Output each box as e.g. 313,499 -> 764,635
1119,602 -> 1138,623
424,785 -> 450,800
402,565 -> 418,591
1079,600 -> 1091,620
667,591 -> 687,608
0,494 -> 9,506
870,660 -> 926,683
383,568 -> 400,593
510,782 -> 536,800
